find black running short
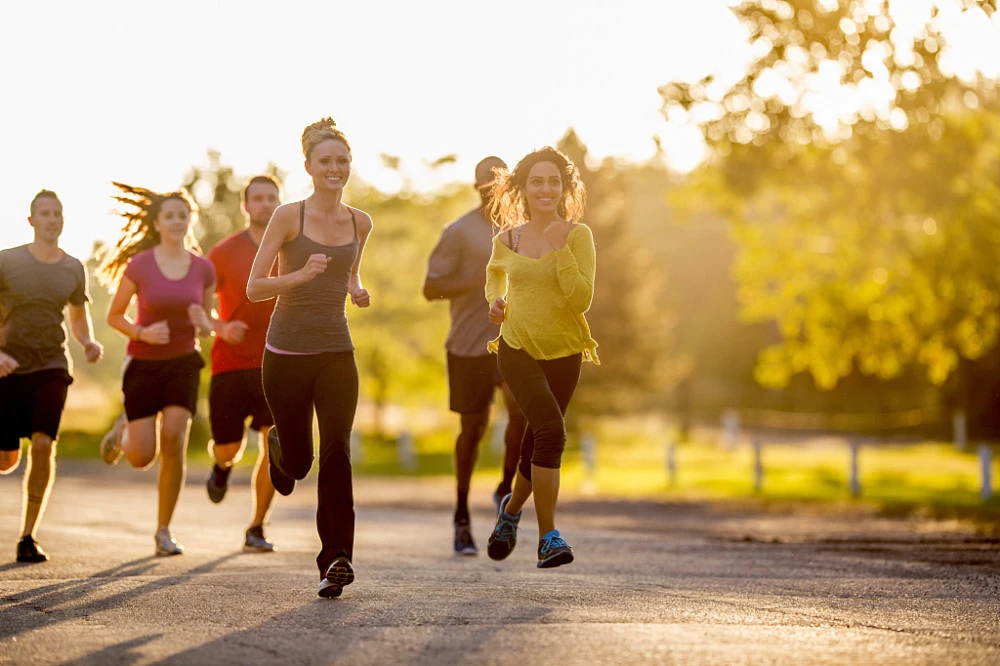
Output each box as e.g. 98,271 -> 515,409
0,368 -> 72,450
122,352 -> 204,421
447,352 -> 502,415
209,367 -> 273,443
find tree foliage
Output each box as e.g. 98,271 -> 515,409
663,0 -> 1000,390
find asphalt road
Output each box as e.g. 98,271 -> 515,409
1,459 -> 998,665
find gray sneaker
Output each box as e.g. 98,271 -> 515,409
243,525 -> 275,553
100,413 -> 126,465
154,526 -> 184,556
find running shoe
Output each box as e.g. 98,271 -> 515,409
154,526 -> 184,556
537,529 -> 574,569
267,428 -> 295,497
454,519 -> 478,556
318,555 -> 354,599
486,493 -> 521,561
205,464 -> 231,504
243,525 -> 275,553
100,413 -> 126,465
16,536 -> 49,563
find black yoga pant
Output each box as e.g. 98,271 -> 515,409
496,339 -> 582,482
262,349 -> 358,577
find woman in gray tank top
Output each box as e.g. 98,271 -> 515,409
247,117 -> 374,599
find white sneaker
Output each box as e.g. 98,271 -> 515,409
100,413 -> 126,465
154,526 -> 184,556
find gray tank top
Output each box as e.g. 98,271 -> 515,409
266,201 -> 359,353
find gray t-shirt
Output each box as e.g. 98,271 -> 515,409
426,209 -> 498,357
0,245 -> 89,374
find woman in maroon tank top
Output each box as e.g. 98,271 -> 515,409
247,117 -> 374,599
98,184 -> 216,557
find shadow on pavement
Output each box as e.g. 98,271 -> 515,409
150,594 -> 551,665
0,554 -> 238,642
76,634 -> 162,666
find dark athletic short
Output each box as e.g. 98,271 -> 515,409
0,368 -> 72,451
447,352 -> 503,415
123,352 -> 204,421
209,367 -> 273,443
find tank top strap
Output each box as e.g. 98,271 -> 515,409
299,200 -> 306,235
349,208 -> 358,242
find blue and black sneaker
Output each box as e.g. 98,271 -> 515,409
537,530 -> 574,569
486,493 -> 521,561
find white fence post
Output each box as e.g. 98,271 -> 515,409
489,412 -> 508,456
953,410 -> 967,450
849,439 -> 861,498
723,410 -> 740,450
978,444 -> 994,501
350,430 -> 363,464
396,432 -> 416,471
666,436 -> 677,487
752,438 -> 763,494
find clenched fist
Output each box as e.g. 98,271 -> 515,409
489,297 -> 506,325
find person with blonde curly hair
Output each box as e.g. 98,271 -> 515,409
1,190 -> 104,563
483,146 -> 598,569
247,117 -> 373,599
98,183 -> 216,557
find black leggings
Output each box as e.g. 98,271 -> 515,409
262,350 -> 358,577
496,339 -> 582,482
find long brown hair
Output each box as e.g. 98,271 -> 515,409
97,182 -> 200,286
488,146 -> 586,233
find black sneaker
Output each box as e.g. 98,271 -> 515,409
486,493 -> 521,561
16,536 -> 49,563
454,519 -> 478,556
319,555 -> 355,599
267,428 -> 295,497
206,464 -> 232,504
537,529 -> 574,569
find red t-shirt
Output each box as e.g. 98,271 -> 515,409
208,230 -> 276,374
124,249 -> 216,360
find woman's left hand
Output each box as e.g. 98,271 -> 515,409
543,220 -> 573,251
350,287 -> 371,308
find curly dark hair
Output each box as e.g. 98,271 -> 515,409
488,146 -> 586,232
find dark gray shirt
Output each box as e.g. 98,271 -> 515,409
0,245 -> 89,374
266,202 -> 358,354
426,209 -> 498,357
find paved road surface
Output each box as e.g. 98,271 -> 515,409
1,460 -> 998,665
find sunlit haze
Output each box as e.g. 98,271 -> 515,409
1,0 -> 997,259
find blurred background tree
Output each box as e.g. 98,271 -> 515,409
662,0 -> 1000,434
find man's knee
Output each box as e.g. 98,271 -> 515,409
29,435 -> 55,459
458,411 -> 489,444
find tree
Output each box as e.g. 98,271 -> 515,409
661,0 -> 1000,397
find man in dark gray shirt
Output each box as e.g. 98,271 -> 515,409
0,190 -> 103,563
424,157 -> 526,555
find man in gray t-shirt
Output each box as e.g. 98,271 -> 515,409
0,190 -> 103,564
424,156 -> 526,556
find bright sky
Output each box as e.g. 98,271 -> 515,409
1,0 -> 998,259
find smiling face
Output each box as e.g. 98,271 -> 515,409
305,139 -> 352,193
153,197 -> 192,244
28,196 -> 64,245
523,161 -> 563,218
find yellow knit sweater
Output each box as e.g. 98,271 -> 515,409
485,223 -> 599,363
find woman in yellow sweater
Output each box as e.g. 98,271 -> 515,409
484,146 -> 598,568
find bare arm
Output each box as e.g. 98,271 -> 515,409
106,276 -> 169,344
247,204 -> 324,302
348,209 -> 373,308
423,225 -> 481,300
67,303 -> 103,363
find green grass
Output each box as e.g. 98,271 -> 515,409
39,423 -> 1000,527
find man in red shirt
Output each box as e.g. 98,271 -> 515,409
204,175 -> 281,552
